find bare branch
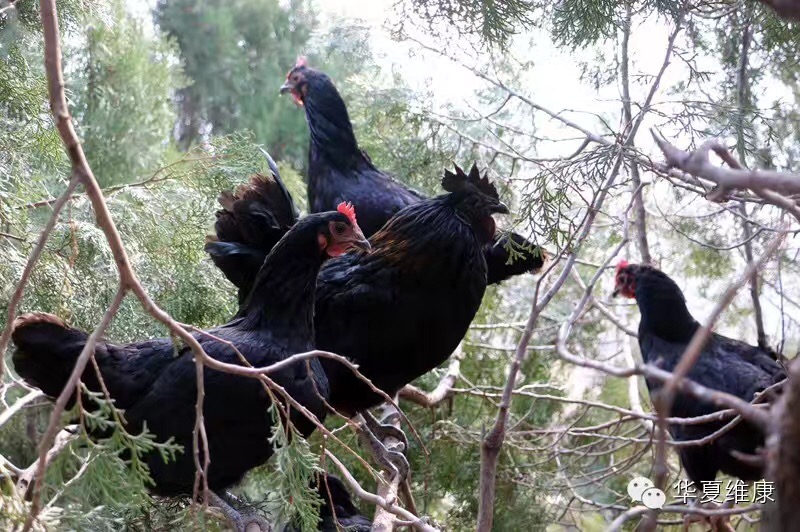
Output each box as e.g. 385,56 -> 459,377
16,427 -> 79,496
398,344 -> 463,408
0,175 -> 80,378
651,132 -> 800,221
372,403 -> 404,532
477,147 -> 628,530
325,451 -> 438,532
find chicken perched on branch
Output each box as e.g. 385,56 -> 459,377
613,262 -> 785,486
12,194 -> 370,529
277,57 -> 545,286
207,161 -> 522,478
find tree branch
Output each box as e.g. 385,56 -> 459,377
325,451 -> 438,532
398,343 -> 463,408
652,132 -> 800,222
0,175 -> 79,378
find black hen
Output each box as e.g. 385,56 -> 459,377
279,57 -> 544,285
208,162 -> 509,415
613,261 -> 785,485
12,205 -> 370,498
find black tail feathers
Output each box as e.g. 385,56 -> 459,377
206,149 -> 300,302
11,312 -> 89,403
485,232 -> 547,286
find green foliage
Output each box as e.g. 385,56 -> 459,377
0,3 -> 69,190
546,0 -> 685,49
260,405 -> 324,531
550,0 -> 618,48
154,0 -> 316,162
70,1 -> 186,187
397,0 -> 536,47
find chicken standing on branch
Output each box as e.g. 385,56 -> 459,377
613,262 -> 785,486
276,56 -> 545,286
12,193 -> 371,530
207,162 -> 526,479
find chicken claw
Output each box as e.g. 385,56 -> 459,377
209,491 -> 272,532
355,412 -> 409,481
362,410 -> 408,452
681,500 -> 735,532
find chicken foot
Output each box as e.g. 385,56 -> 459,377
681,499 -> 735,532
363,409 -> 408,451
208,491 -> 273,532
355,410 -> 409,481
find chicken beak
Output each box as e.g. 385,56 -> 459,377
350,231 -> 371,253
492,201 -> 510,215
279,81 -> 293,95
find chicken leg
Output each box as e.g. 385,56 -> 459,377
209,491 -> 273,532
681,499 -> 735,532
363,409 -> 408,451
355,409 -> 409,481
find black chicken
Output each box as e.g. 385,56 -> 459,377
279,56 -> 544,286
613,261 -> 785,487
206,162 -> 520,477
12,198 -> 370,529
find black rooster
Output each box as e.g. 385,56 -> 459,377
206,162 -> 520,476
279,57 -> 544,285
613,262 -> 785,487
12,199 -> 370,529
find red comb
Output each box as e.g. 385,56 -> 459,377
616,259 -> 629,272
296,55 -> 308,67
337,201 -> 357,226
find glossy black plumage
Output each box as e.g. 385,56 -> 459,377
11,212 -> 358,497
205,160 -> 300,305
283,62 -> 545,284
207,163 -> 505,414
616,263 -> 785,484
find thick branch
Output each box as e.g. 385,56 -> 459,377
398,344 -> 463,408
325,451 -> 438,532
372,403 -> 404,532
652,133 -> 800,219
16,427 -> 79,496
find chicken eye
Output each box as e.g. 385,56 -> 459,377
334,223 -> 347,235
